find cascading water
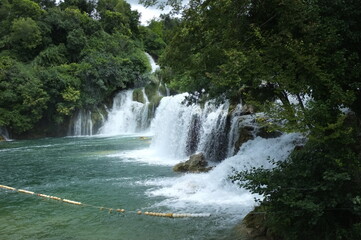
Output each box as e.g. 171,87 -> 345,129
150,94 -> 232,161
150,93 -> 202,158
132,93 -> 303,221
0,127 -> 10,141
68,110 -> 93,136
99,89 -> 150,135
145,53 -> 160,73
145,133 -> 302,218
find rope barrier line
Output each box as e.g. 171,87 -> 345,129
0,184 -> 211,218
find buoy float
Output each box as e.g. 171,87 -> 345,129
63,199 -> 82,205
0,185 -> 16,191
18,189 -> 35,195
0,184 -> 211,219
49,196 -> 62,201
37,193 -> 51,198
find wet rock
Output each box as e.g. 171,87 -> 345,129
233,207 -> 276,240
173,153 -> 212,173
234,126 -> 255,153
0,136 -> 5,142
242,104 -> 256,115
132,88 -> 145,104
256,126 -> 282,139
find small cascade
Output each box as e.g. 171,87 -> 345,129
147,133 -> 302,213
140,89 -> 150,130
69,110 -> 93,136
150,94 -> 233,161
0,127 -> 10,141
99,89 -> 150,135
145,53 -> 160,73
157,82 -> 171,97
150,93 -> 202,159
196,100 -> 230,161
165,84 -> 170,96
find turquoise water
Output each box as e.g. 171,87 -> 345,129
0,136 -> 240,240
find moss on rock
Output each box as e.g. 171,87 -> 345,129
133,88 -> 145,104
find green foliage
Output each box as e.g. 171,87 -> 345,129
158,0 -> 361,129
0,0 -> 153,135
0,57 -> 48,133
11,0 -> 44,20
132,88 -> 145,104
231,114 -> 361,240
139,26 -> 166,59
139,14 -> 179,59
33,44 -> 68,67
9,17 -> 42,60
59,0 -> 96,15
152,0 -> 361,238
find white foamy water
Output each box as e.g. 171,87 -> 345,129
107,148 -> 182,166
145,53 -> 160,73
150,94 -> 231,161
98,90 -> 303,222
99,90 -> 150,135
150,93 -> 202,158
143,133 -> 302,216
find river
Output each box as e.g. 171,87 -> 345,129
0,135 -> 247,240
0,91 -> 301,239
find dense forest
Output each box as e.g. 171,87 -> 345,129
0,0 -> 174,137
1,0 -> 361,239
143,0 -> 361,239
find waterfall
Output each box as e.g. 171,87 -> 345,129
150,94 -> 232,161
150,93 -> 202,159
0,127 -> 10,141
99,89 -> 150,135
146,133 -> 302,214
145,53 -> 160,73
69,110 -> 93,136
111,92 -> 304,215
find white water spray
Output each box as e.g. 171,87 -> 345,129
99,90 -> 150,135
0,127 -> 10,141
69,110 -> 93,136
145,133 -> 301,217
145,53 -> 160,73
150,94 -> 231,161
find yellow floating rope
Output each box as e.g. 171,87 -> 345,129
0,184 -> 210,218
17,189 -> 35,195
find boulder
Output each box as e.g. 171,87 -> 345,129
242,104 -> 256,115
173,153 -> 212,173
0,135 -> 5,142
256,126 -> 282,139
132,88 -> 145,104
233,207 -> 276,240
234,126 -> 255,153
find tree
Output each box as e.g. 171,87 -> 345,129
9,17 -> 42,60
0,57 -> 48,133
10,0 -> 44,20
59,0 -> 96,15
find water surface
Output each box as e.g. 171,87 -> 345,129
0,136 -> 244,240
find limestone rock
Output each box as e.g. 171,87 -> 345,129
233,207 -> 277,240
234,126 -> 255,153
173,153 -> 212,173
256,126 -> 282,139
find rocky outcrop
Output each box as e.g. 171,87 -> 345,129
256,126 -> 282,139
233,207 -> 278,240
132,88 -> 145,104
173,153 -> 213,173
